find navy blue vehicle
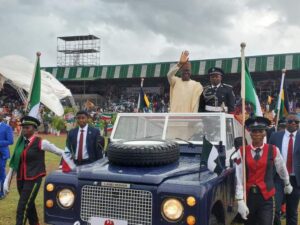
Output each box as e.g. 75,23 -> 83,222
44,113 -> 246,225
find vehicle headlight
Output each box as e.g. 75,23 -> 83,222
162,198 -> 184,221
57,189 -> 75,208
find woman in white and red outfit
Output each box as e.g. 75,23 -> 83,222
4,116 -> 64,225
235,116 -> 293,225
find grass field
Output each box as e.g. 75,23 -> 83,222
0,134 -> 296,225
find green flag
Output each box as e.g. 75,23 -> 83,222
27,55 -> 41,118
9,53 -> 41,171
244,64 -> 263,116
201,136 -> 223,175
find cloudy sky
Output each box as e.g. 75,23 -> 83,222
1,0 -> 300,67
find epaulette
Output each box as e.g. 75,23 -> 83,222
223,83 -> 232,88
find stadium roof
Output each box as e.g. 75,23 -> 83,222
42,52 -> 300,81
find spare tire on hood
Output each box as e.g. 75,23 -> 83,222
107,139 -> 179,167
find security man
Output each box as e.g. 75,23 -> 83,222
199,67 -> 235,113
235,116 -> 293,225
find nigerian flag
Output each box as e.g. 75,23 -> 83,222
9,53 -> 41,171
201,136 -> 223,175
27,54 -> 41,118
244,64 -> 263,116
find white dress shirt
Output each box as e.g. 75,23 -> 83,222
211,83 -> 221,89
235,143 -> 290,200
75,124 -> 89,160
281,129 -> 298,166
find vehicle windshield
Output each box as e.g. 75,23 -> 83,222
112,114 -> 221,143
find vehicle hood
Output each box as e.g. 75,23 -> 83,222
77,156 -> 204,185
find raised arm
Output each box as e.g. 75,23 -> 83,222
167,50 -> 190,85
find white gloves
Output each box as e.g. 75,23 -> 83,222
284,183 -> 293,194
3,169 -> 13,196
237,200 -> 249,220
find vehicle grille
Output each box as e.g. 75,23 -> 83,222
81,185 -> 152,225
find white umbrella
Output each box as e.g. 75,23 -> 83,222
0,55 -> 72,116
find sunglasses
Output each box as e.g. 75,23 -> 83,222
287,120 -> 300,124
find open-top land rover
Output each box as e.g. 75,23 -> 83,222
44,113 -> 245,225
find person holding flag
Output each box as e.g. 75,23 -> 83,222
235,116 -> 293,225
2,52 -> 66,225
5,116 -> 64,225
167,50 -> 203,112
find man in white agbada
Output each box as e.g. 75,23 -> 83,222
167,51 -> 203,112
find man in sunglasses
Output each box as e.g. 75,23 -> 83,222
167,50 -> 203,112
269,113 -> 300,225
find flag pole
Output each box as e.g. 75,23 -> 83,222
137,78 -> 144,112
240,42 -> 247,202
25,52 -> 41,112
275,69 -> 286,131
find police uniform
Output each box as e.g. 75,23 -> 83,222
11,116 -> 64,225
199,67 -> 235,113
235,117 -> 292,225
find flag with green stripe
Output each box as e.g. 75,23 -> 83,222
9,53 -> 41,171
201,136 -> 223,175
245,64 -> 263,116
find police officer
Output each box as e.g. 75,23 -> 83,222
199,67 -> 235,113
235,117 -> 293,225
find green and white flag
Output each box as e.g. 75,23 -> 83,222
9,53 -> 41,171
201,137 -> 223,175
244,64 -> 263,116
27,54 -> 41,118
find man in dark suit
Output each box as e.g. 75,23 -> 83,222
199,67 -> 235,113
0,115 -> 13,199
66,110 -> 104,165
269,113 -> 300,225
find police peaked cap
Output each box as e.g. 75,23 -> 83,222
245,116 -> 271,130
20,116 -> 41,128
208,67 -> 224,76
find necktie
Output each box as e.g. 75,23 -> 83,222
254,148 -> 261,161
24,139 -> 30,148
213,86 -> 217,92
287,133 -> 294,174
78,130 -> 84,162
